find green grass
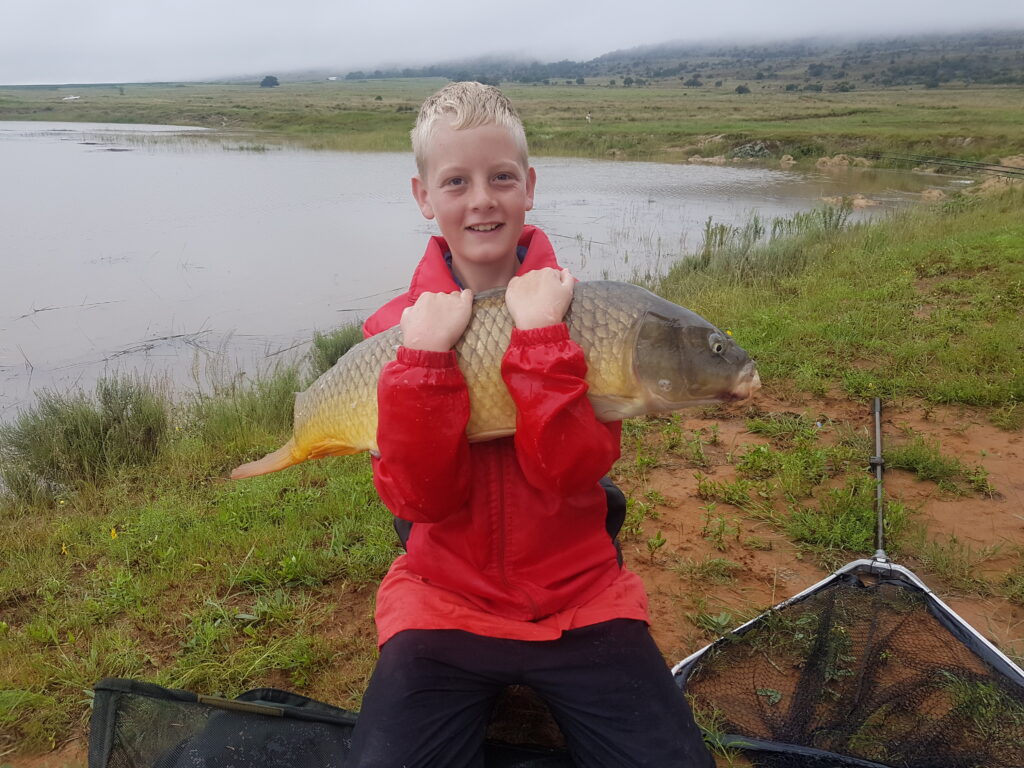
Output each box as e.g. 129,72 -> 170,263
0,375 -> 169,505
784,475 -> 909,568
887,433 -> 994,495
672,556 -> 742,585
1,376 -> 395,749
906,531 -> 1000,595
2,80 -> 1023,166
187,363 -> 303,468
310,324 -> 363,378
657,188 -> 1024,416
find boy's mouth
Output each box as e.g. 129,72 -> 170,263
467,223 -> 502,232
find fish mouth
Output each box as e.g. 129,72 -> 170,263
724,367 -> 761,401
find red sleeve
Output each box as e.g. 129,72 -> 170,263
500,324 -> 621,494
372,346 -> 472,523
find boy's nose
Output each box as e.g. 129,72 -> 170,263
469,184 -> 496,209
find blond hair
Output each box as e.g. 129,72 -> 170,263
411,81 -> 529,176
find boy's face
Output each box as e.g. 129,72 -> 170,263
412,120 -> 536,281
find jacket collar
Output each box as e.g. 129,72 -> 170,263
406,225 -> 559,301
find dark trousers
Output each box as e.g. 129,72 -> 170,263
347,619 -> 714,768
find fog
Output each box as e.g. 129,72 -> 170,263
3,0 -> 1022,85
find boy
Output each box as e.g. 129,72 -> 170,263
348,82 -> 712,768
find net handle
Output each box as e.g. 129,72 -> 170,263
870,397 -> 887,561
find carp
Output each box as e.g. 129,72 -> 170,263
231,281 -> 759,479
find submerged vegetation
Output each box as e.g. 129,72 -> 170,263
1,177 -> 1022,755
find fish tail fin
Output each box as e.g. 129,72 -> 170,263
230,437 -> 362,479
230,439 -> 301,479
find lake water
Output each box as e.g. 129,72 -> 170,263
0,121 -> 971,419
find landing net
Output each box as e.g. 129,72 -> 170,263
675,559 -> 1024,768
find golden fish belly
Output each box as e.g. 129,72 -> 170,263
290,284 -> 640,458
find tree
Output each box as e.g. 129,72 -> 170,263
260,76 -> 279,88
735,84 -> 751,94
576,77 -> 585,85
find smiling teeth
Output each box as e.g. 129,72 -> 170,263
469,224 -> 500,231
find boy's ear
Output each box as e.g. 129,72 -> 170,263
525,166 -> 537,212
411,176 -> 435,220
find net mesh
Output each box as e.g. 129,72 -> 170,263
89,679 -> 573,768
679,569 -> 1024,768
91,683 -> 355,768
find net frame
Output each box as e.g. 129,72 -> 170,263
672,557 -> 1024,685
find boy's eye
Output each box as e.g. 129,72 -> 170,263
444,177 -> 465,187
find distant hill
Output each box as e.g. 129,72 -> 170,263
289,30 -> 1024,90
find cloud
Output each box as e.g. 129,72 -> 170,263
2,0 -> 1022,84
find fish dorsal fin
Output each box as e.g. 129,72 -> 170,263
467,426 -> 516,443
472,287 -> 507,301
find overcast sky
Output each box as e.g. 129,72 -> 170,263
3,0 -> 1022,85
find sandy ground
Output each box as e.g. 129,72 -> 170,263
632,393 -> 1023,669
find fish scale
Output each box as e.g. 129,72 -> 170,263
231,281 -> 759,479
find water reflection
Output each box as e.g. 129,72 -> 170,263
0,122 -> 971,419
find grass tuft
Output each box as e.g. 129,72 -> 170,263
188,364 -> 301,466
309,324 -> 363,379
0,375 -> 169,504
785,475 -> 908,566
887,434 -> 994,496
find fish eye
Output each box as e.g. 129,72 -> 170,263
710,335 -> 726,355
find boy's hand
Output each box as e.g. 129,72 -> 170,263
505,268 -> 574,331
400,289 -> 473,352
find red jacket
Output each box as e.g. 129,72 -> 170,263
365,226 -> 649,646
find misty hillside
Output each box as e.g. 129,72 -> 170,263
296,30 -> 1024,89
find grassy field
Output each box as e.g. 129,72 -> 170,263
2,79 -> 1023,165
2,179 -> 1022,760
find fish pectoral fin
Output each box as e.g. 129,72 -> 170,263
305,440 -> 361,460
230,439 -> 301,479
589,395 -> 647,422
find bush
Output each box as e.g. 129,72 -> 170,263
0,376 -> 169,502
735,84 -> 750,94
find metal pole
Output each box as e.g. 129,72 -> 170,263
870,398 -> 887,562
